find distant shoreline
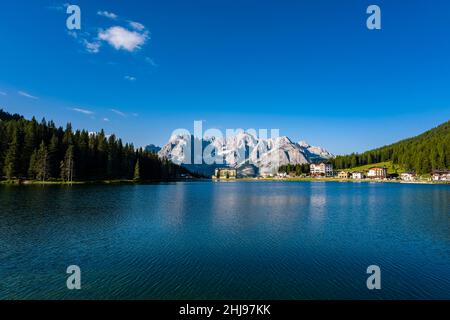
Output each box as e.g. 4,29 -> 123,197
1,177 -> 449,186
0,178 -> 202,186
228,177 -> 450,185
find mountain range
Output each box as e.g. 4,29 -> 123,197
154,133 -> 333,177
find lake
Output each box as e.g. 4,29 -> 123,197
0,181 -> 449,299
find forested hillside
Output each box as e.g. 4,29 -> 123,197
0,109 -> 189,182
332,120 -> 450,174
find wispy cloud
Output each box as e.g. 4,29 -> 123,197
46,3 -> 69,11
67,30 -> 101,54
0,91 -> 7,96
18,91 -> 39,100
72,107 -> 94,115
124,75 -> 136,81
98,26 -> 149,52
145,57 -> 158,67
129,21 -> 145,31
83,39 -> 101,53
110,109 -> 127,117
103,118 -> 110,122
97,11 -> 118,20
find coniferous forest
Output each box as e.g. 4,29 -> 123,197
278,164 -> 311,175
0,109 -> 191,182
332,120 -> 450,174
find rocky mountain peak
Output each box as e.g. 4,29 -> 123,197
157,133 -> 334,177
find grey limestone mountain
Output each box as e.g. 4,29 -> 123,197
157,132 -> 333,177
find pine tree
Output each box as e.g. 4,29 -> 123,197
28,150 -> 38,179
35,141 -> 50,182
134,159 -> 141,181
3,127 -> 20,180
76,130 -> 89,180
62,123 -> 73,146
96,130 -> 107,178
107,134 -> 118,178
22,119 -> 37,176
60,145 -> 75,183
48,134 -> 60,179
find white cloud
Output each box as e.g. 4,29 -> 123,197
129,21 -> 145,31
103,118 -> 110,122
72,108 -> 94,115
65,11 -> 149,55
18,91 -> 39,100
83,39 -> 101,53
0,91 -> 6,96
124,75 -> 136,81
98,26 -> 148,52
110,109 -> 126,117
97,11 -> 118,20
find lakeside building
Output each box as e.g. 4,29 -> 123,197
367,166 -> 388,179
213,168 -> 237,180
432,170 -> 450,181
310,163 -> 334,177
400,172 -> 417,181
352,172 -> 366,179
337,171 -> 351,179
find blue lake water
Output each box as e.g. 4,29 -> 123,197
0,181 -> 449,299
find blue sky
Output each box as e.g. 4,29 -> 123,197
0,0 -> 449,154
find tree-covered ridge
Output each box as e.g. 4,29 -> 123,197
0,109 -> 190,182
332,120 -> 450,174
278,163 -> 311,175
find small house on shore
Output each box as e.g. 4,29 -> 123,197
432,170 -> 450,181
400,172 -> 417,181
213,168 -> 237,180
337,171 -> 351,179
367,166 -> 387,179
352,171 -> 365,179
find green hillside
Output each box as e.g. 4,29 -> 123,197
332,120 -> 450,174
342,161 -> 404,174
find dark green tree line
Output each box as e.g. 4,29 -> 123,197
278,163 -> 311,176
0,109 -> 190,181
